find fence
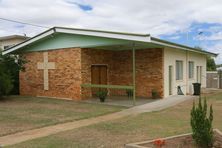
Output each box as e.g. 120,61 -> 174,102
206,71 -> 222,89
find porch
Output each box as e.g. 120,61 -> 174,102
80,42 -> 164,105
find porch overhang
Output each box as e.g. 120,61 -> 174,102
81,43 -> 138,105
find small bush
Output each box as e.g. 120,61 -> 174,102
126,89 -> 133,98
190,97 -> 213,148
96,90 -> 108,102
0,50 -> 26,96
151,89 -> 158,99
0,70 -> 13,98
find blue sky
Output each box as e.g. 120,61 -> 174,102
1,0 -> 222,63
160,22 -> 222,63
65,1 -> 93,11
160,23 -> 221,48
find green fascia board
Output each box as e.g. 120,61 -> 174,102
19,33 -> 132,53
81,84 -> 134,90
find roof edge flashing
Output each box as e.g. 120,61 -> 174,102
55,27 -> 151,42
2,29 -> 55,55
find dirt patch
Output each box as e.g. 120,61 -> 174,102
0,96 -> 123,137
201,88 -> 222,96
132,130 -> 222,148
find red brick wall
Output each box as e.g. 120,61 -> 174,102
81,49 -> 113,98
111,49 -> 163,97
81,48 -> 163,98
20,48 -> 82,100
20,48 -> 163,100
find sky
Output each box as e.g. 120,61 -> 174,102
0,0 -> 222,63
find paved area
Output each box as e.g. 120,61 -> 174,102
0,95 -> 196,146
82,96 -> 158,107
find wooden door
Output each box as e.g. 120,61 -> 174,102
91,65 -> 107,95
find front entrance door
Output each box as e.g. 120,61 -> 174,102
169,65 -> 173,95
91,65 -> 107,95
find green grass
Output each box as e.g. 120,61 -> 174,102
0,96 -> 125,136
8,91 -> 222,148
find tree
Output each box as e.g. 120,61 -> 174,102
0,66 -> 13,97
191,97 -> 213,148
0,49 -> 26,97
194,46 -> 216,71
207,56 -> 216,71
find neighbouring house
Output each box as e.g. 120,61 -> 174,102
0,35 -> 29,51
2,27 -> 217,101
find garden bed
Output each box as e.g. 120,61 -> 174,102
126,129 -> 222,148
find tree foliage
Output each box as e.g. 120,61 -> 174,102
191,97 -> 213,148
0,67 -> 13,97
0,49 -> 26,97
194,46 -> 216,71
207,56 -> 216,71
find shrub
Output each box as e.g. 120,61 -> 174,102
96,90 -> 108,102
190,97 -> 213,148
151,89 -> 158,99
0,70 -> 13,97
126,89 -> 133,98
0,50 -> 26,96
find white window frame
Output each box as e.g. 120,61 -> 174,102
176,60 -> 183,80
189,61 -> 194,79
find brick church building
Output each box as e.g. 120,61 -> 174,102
3,27 -> 217,101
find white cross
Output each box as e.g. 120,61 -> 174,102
37,52 -> 55,90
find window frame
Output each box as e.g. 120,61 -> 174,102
188,61 -> 194,79
176,60 -> 183,81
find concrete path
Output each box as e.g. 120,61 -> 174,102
0,95 -> 196,147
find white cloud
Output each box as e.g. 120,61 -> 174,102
197,32 -> 222,41
203,42 -> 222,64
168,35 -> 181,40
0,0 -> 222,36
1,0 -> 222,62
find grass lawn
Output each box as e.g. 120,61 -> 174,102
8,91 -> 222,148
0,96 -> 125,136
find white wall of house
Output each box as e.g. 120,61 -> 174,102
163,47 -> 207,97
0,38 -> 25,51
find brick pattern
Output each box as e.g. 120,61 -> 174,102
81,48 -> 163,98
20,48 -> 163,100
81,49 -> 113,99
20,48 -> 82,100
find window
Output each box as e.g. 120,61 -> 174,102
189,61 -> 194,79
176,60 -> 183,80
196,66 -> 202,83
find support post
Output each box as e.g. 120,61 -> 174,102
132,44 -> 136,106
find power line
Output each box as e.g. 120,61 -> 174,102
0,17 -> 50,29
